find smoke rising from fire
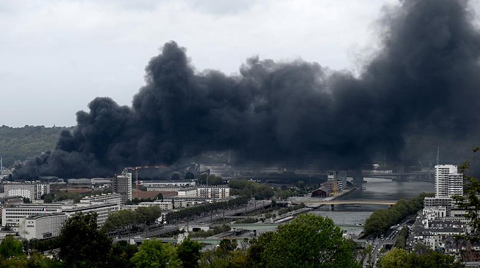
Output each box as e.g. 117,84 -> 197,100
14,0 -> 480,178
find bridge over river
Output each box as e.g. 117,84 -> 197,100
308,200 -> 397,206
295,197 -> 397,210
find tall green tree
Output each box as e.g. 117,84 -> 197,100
246,232 -> 275,268
378,248 -> 464,268
453,149 -> 480,241
260,214 -> 360,268
0,235 -> 24,260
130,239 -> 181,268
58,212 -> 112,268
177,237 -> 202,268
106,241 -> 137,268
25,252 -> 64,268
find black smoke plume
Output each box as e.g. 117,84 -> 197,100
14,0 -> 480,178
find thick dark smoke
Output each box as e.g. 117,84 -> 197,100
14,0 -> 480,178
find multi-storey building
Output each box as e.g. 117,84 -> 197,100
4,183 -> 50,200
113,172 -> 132,204
2,204 -> 63,230
177,186 -> 230,199
422,165 -> 463,218
143,180 -> 196,192
424,197 -> 453,210
80,193 -> 122,207
435,165 -> 463,198
19,213 -> 67,240
196,186 -> 230,199
3,201 -> 119,235
63,203 -> 120,227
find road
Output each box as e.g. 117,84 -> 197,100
367,224 -> 405,267
184,199 -> 272,225
115,199 -> 273,239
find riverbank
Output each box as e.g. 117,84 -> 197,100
289,186 -> 358,209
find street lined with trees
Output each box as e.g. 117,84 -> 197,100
363,192 -> 433,237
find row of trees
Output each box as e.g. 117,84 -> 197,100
197,174 -> 226,186
363,192 -> 433,237
165,196 -> 249,224
125,193 -> 164,205
103,206 -> 162,233
228,180 -> 274,200
394,227 -> 409,249
41,192 -> 83,203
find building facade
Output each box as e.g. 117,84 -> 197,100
63,203 -> 120,227
2,204 -> 63,230
113,172 -> 132,204
4,183 -> 50,200
435,165 -> 463,198
19,213 -> 67,240
196,186 -> 230,199
80,193 -> 122,207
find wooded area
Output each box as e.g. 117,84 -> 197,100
0,125 -> 69,167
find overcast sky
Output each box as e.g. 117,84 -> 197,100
2,0 -> 480,127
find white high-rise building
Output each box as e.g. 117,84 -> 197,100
435,165 -> 463,198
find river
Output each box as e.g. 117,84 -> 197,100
310,177 -> 434,227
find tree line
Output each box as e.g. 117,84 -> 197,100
394,227 -> 409,249
165,196 -> 249,224
103,206 -> 162,233
0,125 -> 68,168
363,192 -> 433,237
228,180 -> 274,200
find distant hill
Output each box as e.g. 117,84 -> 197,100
0,125 -> 71,167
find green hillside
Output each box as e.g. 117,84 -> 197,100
0,125 -> 70,167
